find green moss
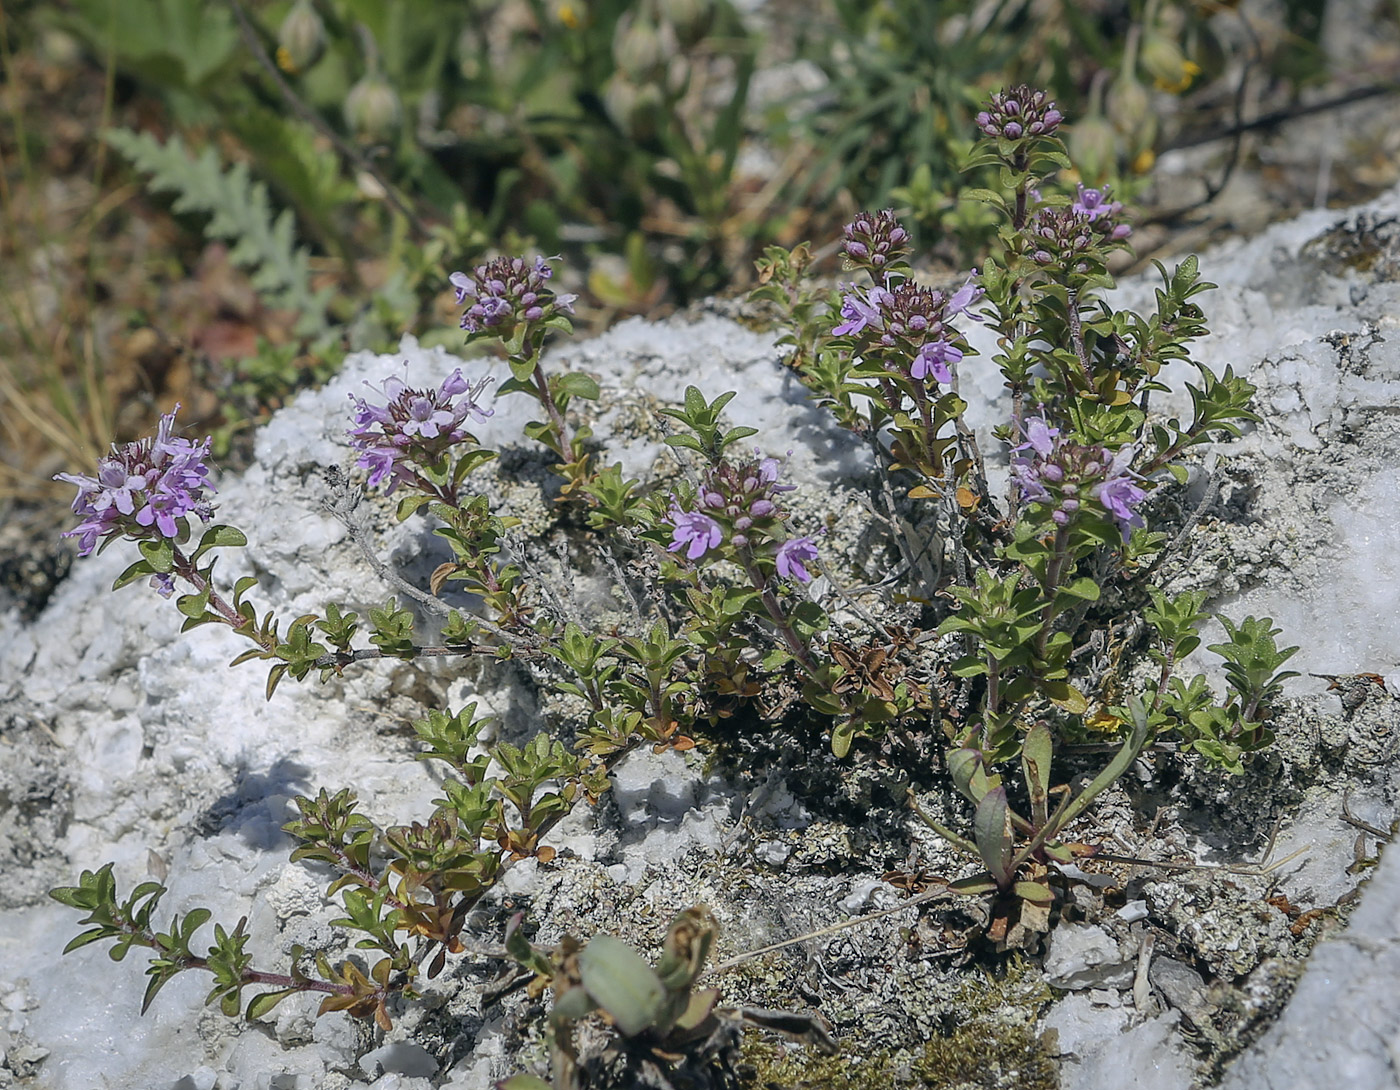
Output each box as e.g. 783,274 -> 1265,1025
739,1033 -> 899,1090
738,958 -> 1059,1090
910,958 -> 1058,1089
911,1021 -> 1058,1089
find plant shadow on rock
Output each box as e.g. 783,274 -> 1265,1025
193,756 -> 313,845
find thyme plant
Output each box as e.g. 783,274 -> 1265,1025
50,87 -> 1299,1083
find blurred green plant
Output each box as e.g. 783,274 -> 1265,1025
43,0 -> 761,302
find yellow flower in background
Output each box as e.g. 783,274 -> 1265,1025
558,2 -> 582,29
1155,59 -> 1201,94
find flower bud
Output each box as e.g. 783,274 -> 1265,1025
1108,72 -> 1153,139
277,0 -> 326,74
614,14 -> 666,80
1068,113 -> 1118,184
659,0 -> 714,47
623,81 -> 666,143
456,25 -> 483,81
1140,33 -> 1200,94
345,74 -> 401,141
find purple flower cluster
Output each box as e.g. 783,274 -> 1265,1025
449,255 -> 577,337
976,85 -> 1063,142
348,368 -> 493,493
665,453 -> 817,582
1010,414 -> 1148,540
841,209 -> 911,272
1026,200 -> 1131,274
55,404 -> 215,560
832,262 -> 982,386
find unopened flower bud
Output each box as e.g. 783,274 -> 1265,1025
1140,33 -> 1200,94
976,85 -> 1063,143
456,25 -> 483,81
277,0 -> 326,74
1108,73 -> 1155,154
614,14 -> 666,79
1068,113 -> 1118,183
345,74 -> 401,141
659,0 -> 715,46
624,81 -> 666,142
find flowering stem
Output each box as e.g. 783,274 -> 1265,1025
736,546 -> 818,674
1035,525 -> 1073,660
911,383 -> 942,475
170,546 -> 276,652
986,655 -> 1001,719
1149,645 -> 1176,717
1065,291 -> 1094,387
529,360 -> 573,461
1011,150 -> 1030,230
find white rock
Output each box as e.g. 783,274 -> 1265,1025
1043,923 -> 1134,990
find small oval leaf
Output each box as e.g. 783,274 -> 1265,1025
578,935 -> 666,1038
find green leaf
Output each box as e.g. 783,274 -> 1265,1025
113,559 -> 157,591
1041,680 -> 1088,714
1057,577 -> 1101,602
141,968 -> 177,1015
191,524 -> 247,562
395,494 -> 432,521
508,356 -> 537,384
138,538 -> 176,573
246,989 -> 301,1020
1022,721 -> 1052,824
176,586 -> 213,620
103,130 -> 332,338
947,748 -> 999,803
973,788 -> 1014,888
1014,880 -> 1055,905
948,874 -> 999,896
830,718 -> 856,758
62,928 -> 115,955
555,372 -> 600,400
577,935 -> 667,1038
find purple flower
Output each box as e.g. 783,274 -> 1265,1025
1015,414 -> 1060,457
1071,184 -> 1122,223
1011,460 -> 1053,505
775,537 -> 818,583
832,283 -> 889,337
1093,447 -> 1148,540
348,368 -> 493,494
55,404 -> 215,558
948,270 -> 985,321
911,339 -> 961,383
666,505 -> 723,561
